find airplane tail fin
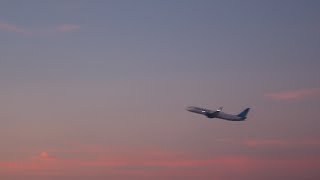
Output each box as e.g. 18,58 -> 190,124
238,108 -> 250,118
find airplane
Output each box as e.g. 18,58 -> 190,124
186,106 -> 250,121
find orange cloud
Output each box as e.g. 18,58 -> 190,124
0,22 -> 26,33
55,24 -> 80,32
265,88 -> 320,100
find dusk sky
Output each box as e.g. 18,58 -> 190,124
1,0 -> 320,179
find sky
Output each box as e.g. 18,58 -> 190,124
1,0 -> 320,179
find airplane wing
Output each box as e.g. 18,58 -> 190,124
186,106 -> 221,118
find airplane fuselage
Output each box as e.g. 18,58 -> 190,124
186,106 -> 249,121
215,111 -> 246,121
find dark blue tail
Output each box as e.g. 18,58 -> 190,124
238,108 -> 250,118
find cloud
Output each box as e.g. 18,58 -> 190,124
55,24 -> 80,32
215,138 -> 320,148
0,22 -> 26,33
243,139 -> 320,147
1,146 -> 320,179
1,154 -> 320,179
36,152 -> 56,161
0,21 -> 80,35
244,139 -> 288,147
3,157 -> 320,180
265,88 -> 320,100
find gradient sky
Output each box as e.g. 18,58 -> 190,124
1,0 -> 320,179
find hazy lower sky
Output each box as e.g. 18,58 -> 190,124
1,1 -> 320,179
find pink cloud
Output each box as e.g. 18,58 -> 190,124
265,88 -> 320,100
1,155 -> 320,179
146,156 -> 252,168
0,22 -> 80,35
55,24 -> 80,32
244,139 -> 320,147
33,152 -> 57,161
0,155 -> 253,175
215,138 -> 320,148
245,139 -> 288,147
1,146 -> 320,179
47,144 -> 187,160
0,22 -> 26,33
